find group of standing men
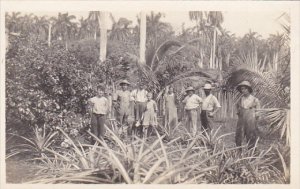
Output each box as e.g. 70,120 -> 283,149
88,79 -> 261,150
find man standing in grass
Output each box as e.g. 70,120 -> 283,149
235,81 -> 261,150
131,83 -> 148,127
201,83 -> 221,133
88,86 -> 109,140
114,80 -> 131,126
182,86 -> 202,136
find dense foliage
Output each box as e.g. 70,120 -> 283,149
5,11 -> 291,184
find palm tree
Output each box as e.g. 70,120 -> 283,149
33,16 -> 49,40
5,12 -> 22,33
78,17 -> 93,39
266,33 -> 285,72
52,12 -> 76,49
109,14 -> 133,41
99,12 -> 108,62
88,11 -> 100,40
188,11 -> 211,68
139,12 -> 147,64
20,14 -> 35,35
207,11 -> 224,69
216,29 -> 236,70
146,12 -> 173,50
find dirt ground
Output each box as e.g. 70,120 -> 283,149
6,156 -> 41,183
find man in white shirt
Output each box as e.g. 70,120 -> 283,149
182,87 -> 202,136
130,83 -> 148,129
200,83 -> 221,133
88,86 -> 109,140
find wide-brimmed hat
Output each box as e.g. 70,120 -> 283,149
185,86 -> 195,92
203,83 -> 213,90
237,80 -> 253,93
119,79 -> 131,85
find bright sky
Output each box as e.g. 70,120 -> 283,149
30,11 -> 286,39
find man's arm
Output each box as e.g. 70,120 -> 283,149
210,97 -> 221,117
87,99 -> 94,115
197,96 -> 203,111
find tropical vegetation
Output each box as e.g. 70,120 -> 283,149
5,11 -> 290,184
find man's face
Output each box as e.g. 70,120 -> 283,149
187,90 -> 194,96
240,86 -> 250,95
121,84 -> 128,90
147,93 -> 152,100
204,89 -> 211,96
97,89 -> 104,97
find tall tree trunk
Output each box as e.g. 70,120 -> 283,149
48,23 -> 52,47
94,30 -> 97,40
100,12 -> 107,62
219,57 -> 223,70
209,46 -> 213,68
274,52 -> 278,72
212,27 -> 217,69
139,12 -> 146,64
225,53 -> 230,67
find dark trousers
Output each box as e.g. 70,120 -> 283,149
200,110 -> 212,132
134,102 -> 146,123
91,113 -> 106,139
235,109 -> 258,149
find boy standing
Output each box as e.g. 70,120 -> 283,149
88,86 -> 109,139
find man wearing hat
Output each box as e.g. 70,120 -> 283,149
113,80 -> 131,126
235,80 -> 261,150
182,86 -> 203,136
200,83 -> 221,133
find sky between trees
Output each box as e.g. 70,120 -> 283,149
29,11 -> 287,39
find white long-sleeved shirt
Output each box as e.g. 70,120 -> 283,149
89,96 -> 109,114
202,94 -> 221,111
130,89 -> 148,103
183,94 -> 202,110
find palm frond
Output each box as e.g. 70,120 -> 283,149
226,54 -> 288,108
150,40 -> 182,71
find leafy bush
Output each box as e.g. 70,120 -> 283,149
6,35 -> 133,134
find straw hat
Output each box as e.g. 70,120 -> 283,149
119,79 -> 131,85
237,80 -> 253,93
203,83 -> 213,90
185,86 -> 195,92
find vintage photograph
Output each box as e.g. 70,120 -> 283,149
1,1 -> 298,186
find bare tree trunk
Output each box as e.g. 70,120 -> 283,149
139,11 -> 146,64
48,23 -> 52,47
209,47 -> 213,68
274,52 -> 278,72
225,53 -> 230,67
94,30 -> 97,40
212,27 -> 217,69
5,30 -> 9,51
100,12 -> 107,62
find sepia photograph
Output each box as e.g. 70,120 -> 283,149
1,0 -> 299,188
